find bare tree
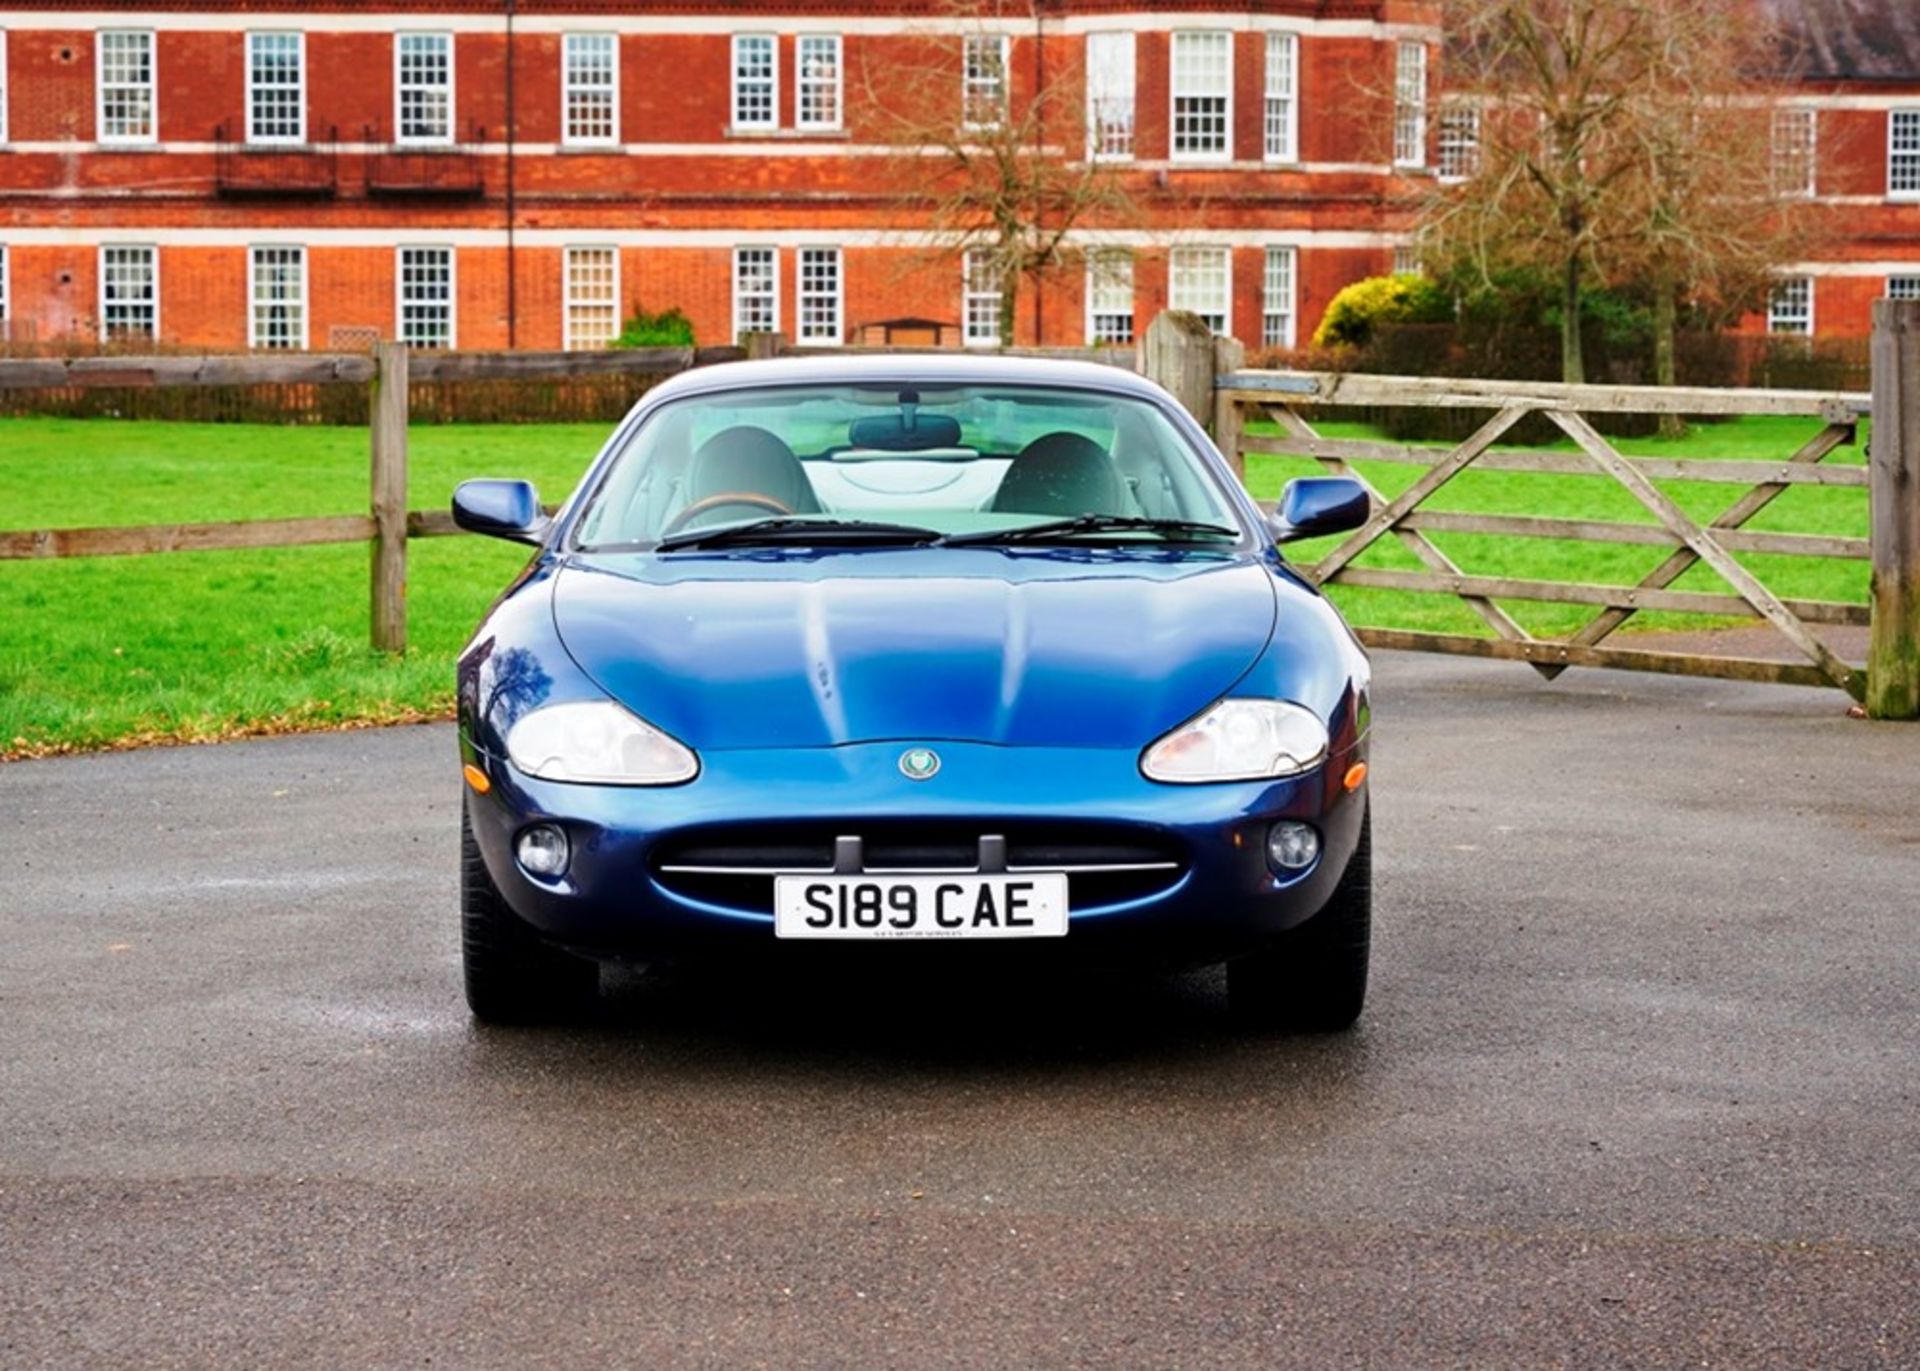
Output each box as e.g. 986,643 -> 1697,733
1420,0 -> 1815,386
860,3 -> 1146,346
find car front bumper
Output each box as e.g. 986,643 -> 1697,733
462,737 -> 1368,968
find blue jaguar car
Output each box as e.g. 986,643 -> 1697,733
452,355 -> 1374,1029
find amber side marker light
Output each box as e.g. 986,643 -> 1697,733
1343,762 -> 1369,792
462,763 -> 492,795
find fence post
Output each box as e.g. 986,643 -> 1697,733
1143,311 -> 1217,436
742,331 -> 789,360
370,340 -> 409,655
1212,334 -> 1247,482
1869,299 -> 1920,718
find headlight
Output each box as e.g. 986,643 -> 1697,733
504,701 -> 698,785
1140,699 -> 1329,784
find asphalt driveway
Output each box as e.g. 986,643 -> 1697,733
2,652 -> 1915,1367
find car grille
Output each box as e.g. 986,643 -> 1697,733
652,819 -> 1186,914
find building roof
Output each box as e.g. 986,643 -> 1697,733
1762,0 -> 1920,83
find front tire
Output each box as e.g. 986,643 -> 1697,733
461,807 -> 598,1024
1228,804 -> 1371,1032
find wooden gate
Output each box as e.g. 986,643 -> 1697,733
1215,370 -> 1873,698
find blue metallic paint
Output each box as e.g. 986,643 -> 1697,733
456,356 -> 1371,969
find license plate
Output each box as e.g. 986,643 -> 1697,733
773,873 -> 1068,940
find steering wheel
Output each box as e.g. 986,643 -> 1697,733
660,491 -> 794,537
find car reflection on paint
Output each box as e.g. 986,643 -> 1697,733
452,354 -> 1375,1031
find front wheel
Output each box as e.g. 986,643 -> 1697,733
461,806 -> 599,1024
1228,805 -> 1371,1032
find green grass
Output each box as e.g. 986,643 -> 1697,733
0,412 -> 1872,756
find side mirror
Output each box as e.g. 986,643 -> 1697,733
452,479 -> 549,546
1270,476 -> 1370,543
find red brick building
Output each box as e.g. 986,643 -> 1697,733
0,2 -> 1443,352
1752,0 -> 1920,338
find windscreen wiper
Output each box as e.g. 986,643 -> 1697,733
653,517 -> 946,552
940,514 -> 1239,547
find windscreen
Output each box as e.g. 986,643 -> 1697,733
572,382 -> 1241,548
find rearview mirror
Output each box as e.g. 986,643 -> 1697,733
1270,477 -> 1370,544
452,479 -> 549,545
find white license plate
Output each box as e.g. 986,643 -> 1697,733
773,873 -> 1068,940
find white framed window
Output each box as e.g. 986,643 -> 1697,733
398,246 -> 455,349
1392,245 -> 1421,276
797,35 -> 842,131
1770,108 -> 1815,197
733,246 -> 778,340
1889,110 -> 1920,199
1768,277 -> 1812,335
1263,32 -> 1297,163
395,32 -> 453,146
0,245 -> 9,335
99,244 -> 157,341
97,30 -> 156,144
0,29 -> 10,145
1438,104 -> 1480,181
963,34 -> 1008,129
1261,247 -> 1297,349
1393,41 -> 1427,168
733,34 -> 776,130
1171,31 -> 1231,162
1169,246 -> 1230,334
247,32 -> 305,144
248,246 -> 306,350
1086,250 -> 1134,346
1085,32 -> 1135,160
564,246 -> 619,350
563,33 -> 617,146
1887,276 -> 1920,301
798,247 -> 843,344
963,249 -> 1002,346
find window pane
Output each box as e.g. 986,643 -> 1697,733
1262,247 -> 1295,348
251,247 -> 305,350
1394,41 -> 1427,167
798,247 -> 842,343
1889,276 -> 1920,301
564,34 -> 616,144
99,31 -> 155,142
1171,32 -> 1230,159
1088,250 -> 1133,345
397,33 -> 452,143
1768,277 -> 1812,335
964,249 -> 1002,345
1438,105 -> 1480,180
734,247 -> 778,339
1169,247 -> 1228,334
565,247 -> 618,349
964,36 -> 1006,127
1264,32 -> 1296,162
399,247 -> 454,348
734,34 -> 775,129
798,35 -> 841,129
101,245 -> 157,340
249,33 -> 304,142
1891,110 -> 1920,196
1086,32 -> 1134,159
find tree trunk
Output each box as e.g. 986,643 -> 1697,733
1560,251 -> 1586,385
1653,272 -> 1685,439
999,271 -> 1020,348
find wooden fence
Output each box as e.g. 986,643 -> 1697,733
1196,301 -> 1920,719
1,309 -> 1915,719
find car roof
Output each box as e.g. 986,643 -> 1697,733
642,352 -> 1172,406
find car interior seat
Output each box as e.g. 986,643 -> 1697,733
682,425 -> 821,517
990,431 -> 1129,516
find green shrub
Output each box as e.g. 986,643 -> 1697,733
613,306 -> 696,349
1312,274 -> 1453,349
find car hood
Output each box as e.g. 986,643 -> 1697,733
551,548 -> 1278,750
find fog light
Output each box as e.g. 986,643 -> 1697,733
1267,821 -> 1320,873
516,824 -> 570,878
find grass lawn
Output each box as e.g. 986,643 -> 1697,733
0,412 -> 1872,757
